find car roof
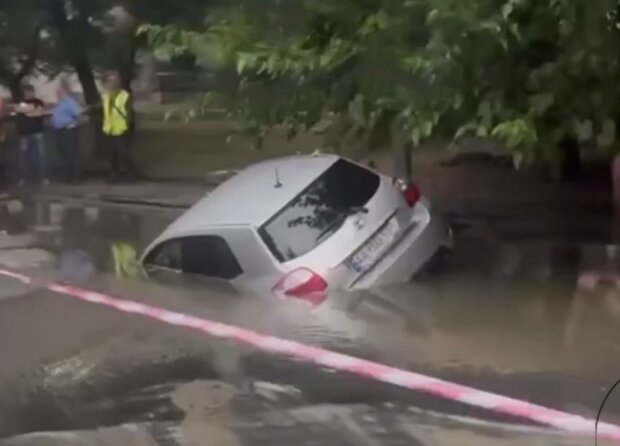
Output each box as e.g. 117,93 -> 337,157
162,154 -> 341,234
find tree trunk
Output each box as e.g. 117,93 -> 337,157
8,77 -> 23,102
1,25 -> 41,101
47,0 -> 99,107
8,59 -> 37,100
108,3 -> 139,91
611,153 -> 620,215
389,142 -> 413,180
119,32 -> 138,93
558,136 -> 581,182
400,143 -> 413,180
47,0 -> 102,158
0,71 -> 30,101
390,117 -> 413,180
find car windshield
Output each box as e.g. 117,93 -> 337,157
258,159 -> 380,262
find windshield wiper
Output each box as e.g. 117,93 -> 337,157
344,206 -> 369,216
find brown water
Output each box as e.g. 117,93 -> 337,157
1,197 -> 619,445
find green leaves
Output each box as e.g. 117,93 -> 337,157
598,117 -> 616,149
528,93 -> 555,116
358,10 -> 390,36
141,0 -> 620,160
574,119 -> 593,142
492,119 -> 538,149
492,119 -> 538,167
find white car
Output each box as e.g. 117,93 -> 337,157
142,155 -> 452,304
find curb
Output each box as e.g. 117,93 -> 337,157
0,268 -> 619,442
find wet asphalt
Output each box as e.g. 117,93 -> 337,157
0,196 -> 619,445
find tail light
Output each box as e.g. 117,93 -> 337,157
395,178 -> 421,207
272,268 -> 328,307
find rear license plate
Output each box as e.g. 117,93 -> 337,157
347,218 -> 400,273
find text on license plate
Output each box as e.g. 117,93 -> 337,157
348,218 -> 400,273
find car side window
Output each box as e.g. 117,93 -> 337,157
146,235 -> 243,280
145,239 -> 182,271
180,235 -> 243,280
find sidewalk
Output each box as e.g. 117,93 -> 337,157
35,181 -> 210,209
32,154 -> 612,213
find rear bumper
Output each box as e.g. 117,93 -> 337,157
349,206 -> 451,289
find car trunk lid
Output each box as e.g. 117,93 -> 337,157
256,157 -> 414,289
286,177 -> 414,280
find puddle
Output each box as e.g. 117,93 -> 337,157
1,198 -> 620,443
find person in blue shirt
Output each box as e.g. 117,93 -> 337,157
51,81 -> 83,183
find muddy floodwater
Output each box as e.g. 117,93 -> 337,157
0,197 -> 619,445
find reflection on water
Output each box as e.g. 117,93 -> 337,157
0,198 -> 173,276
2,198 -> 620,438
2,198 -> 620,374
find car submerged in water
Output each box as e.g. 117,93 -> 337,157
141,155 -> 452,304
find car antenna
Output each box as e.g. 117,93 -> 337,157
274,168 -> 283,188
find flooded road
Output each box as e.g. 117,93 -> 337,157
0,196 -> 619,445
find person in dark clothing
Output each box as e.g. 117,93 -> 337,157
15,85 -> 48,185
0,96 -> 8,187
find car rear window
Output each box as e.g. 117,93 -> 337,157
258,159 -> 380,262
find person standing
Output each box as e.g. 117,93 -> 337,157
0,96 -> 7,144
101,72 -> 139,182
0,96 -> 8,187
51,81 -> 83,184
15,85 -> 48,186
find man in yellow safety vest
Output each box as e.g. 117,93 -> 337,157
101,72 -> 139,182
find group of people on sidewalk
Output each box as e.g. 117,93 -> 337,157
0,71 -> 140,186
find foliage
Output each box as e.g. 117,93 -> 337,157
0,0 -> 213,101
0,0 -> 616,167
0,0 -> 61,98
0,0 -> 616,168
144,0 -> 439,153
143,0 -> 620,166
455,0 -> 620,166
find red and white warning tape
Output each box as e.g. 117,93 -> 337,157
1,268 -> 618,442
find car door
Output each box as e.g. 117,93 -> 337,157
143,234 -> 244,283
143,224 -> 286,299
220,226 -> 285,297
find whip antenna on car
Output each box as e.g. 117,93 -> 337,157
274,168 -> 283,188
